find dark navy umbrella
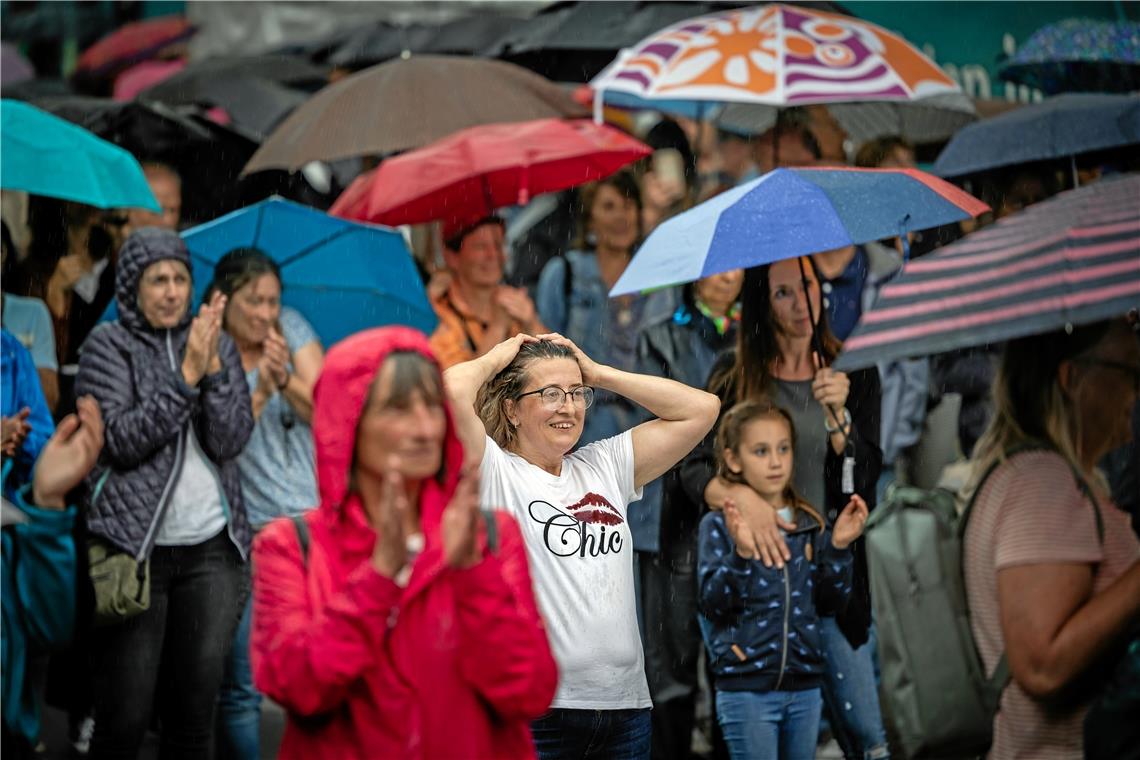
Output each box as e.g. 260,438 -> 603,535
933,93 -> 1140,179
999,18 -> 1140,95
836,173 -> 1140,371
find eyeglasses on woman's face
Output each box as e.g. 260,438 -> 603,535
516,384 -> 595,411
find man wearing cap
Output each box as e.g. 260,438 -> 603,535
429,216 -> 546,369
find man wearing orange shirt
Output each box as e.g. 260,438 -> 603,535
429,216 -> 546,369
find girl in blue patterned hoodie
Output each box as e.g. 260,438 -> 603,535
698,400 -> 868,760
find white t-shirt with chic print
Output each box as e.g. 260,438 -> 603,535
479,432 -> 651,710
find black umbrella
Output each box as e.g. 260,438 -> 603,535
32,95 -> 259,225
327,15 -> 527,70
138,54 -> 329,103
484,0 -> 851,82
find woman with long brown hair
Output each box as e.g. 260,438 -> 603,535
682,256 -> 888,760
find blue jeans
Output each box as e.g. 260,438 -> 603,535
531,708 -> 651,760
716,688 -> 821,760
819,617 -> 890,760
216,595 -> 260,760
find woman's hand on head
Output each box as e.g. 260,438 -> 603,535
535,333 -> 605,386
831,494 -> 868,550
442,468 -> 483,570
482,333 -> 538,376
366,456 -> 410,579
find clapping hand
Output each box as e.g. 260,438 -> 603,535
441,468 -> 483,569
496,286 -> 544,334
183,292 -> 227,387
831,494 -> 869,550
257,326 -> 291,394
366,456 -> 411,580
1,408 -> 31,457
32,396 -> 104,510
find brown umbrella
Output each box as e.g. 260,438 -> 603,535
242,55 -> 588,174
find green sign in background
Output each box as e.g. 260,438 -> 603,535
845,1 -> 1139,102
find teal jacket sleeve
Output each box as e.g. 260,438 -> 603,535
8,487 -> 77,647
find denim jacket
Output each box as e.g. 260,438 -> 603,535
698,508 -> 854,692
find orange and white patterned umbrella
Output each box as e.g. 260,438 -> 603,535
590,4 -> 960,108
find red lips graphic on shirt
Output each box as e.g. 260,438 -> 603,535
566,492 -> 623,526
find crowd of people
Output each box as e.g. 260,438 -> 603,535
1,97 -> 1138,760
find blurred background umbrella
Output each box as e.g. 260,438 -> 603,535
933,93 -> 1140,179
30,95 -> 259,225
999,18 -> 1140,95
1,42 -> 35,84
836,173 -> 1140,371
243,55 -> 588,174
0,99 -> 159,210
137,54 -> 329,103
328,14 -> 525,70
74,15 -> 195,77
331,118 -> 651,226
610,166 -> 988,296
112,58 -> 185,101
181,197 -> 435,346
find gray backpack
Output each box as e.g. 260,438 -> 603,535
865,450 -> 1102,759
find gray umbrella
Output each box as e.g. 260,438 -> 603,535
718,92 -> 978,147
329,15 -> 525,69
242,55 -> 587,175
933,93 -> 1140,178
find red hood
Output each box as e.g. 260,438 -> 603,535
312,326 -> 463,542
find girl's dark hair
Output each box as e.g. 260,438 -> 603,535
203,247 -> 281,304
710,259 -> 842,402
8,197 -> 73,298
715,399 -> 823,526
573,169 -> 643,250
477,339 -> 577,450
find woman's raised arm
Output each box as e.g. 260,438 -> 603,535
443,334 -> 535,467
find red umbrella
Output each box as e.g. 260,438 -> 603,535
330,118 -> 651,228
77,16 -> 195,76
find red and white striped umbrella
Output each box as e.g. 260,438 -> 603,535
836,173 -> 1140,370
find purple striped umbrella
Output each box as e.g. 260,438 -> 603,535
835,173 -> 1140,371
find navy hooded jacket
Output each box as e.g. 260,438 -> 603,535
697,506 -> 854,692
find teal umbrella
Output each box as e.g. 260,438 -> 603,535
0,99 -> 159,211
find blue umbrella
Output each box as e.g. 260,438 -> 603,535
0,99 -> 159,211
182,198 -> 436,347
610,167 -> 989,297
933,93 -> 1140,179
999,18 -> 1140,95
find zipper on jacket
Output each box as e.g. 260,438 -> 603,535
774,563 -> 792,690
136,330 -> 186,562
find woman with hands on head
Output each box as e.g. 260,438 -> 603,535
250,326 -> 556,760
74,227 -> 255,759
203,248 -> 324,760
444,332 -> 720,760
684,257 -> 888,760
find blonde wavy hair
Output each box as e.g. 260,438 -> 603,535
476,340 -> 578,451
971,320 -> 1116,490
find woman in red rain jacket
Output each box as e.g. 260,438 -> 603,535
251,326 -> 558,759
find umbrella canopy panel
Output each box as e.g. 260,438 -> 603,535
836,173 -> 1140,370
75,15 -> 196,77
933,93 -> 1140,178
611,166 -> 988,296
591,4 -> 960,107
181,197 -> 436,346
0,99 -> 159,211
242,55 -> 587,174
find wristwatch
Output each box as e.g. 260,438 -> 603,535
824,407 -> 852,434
